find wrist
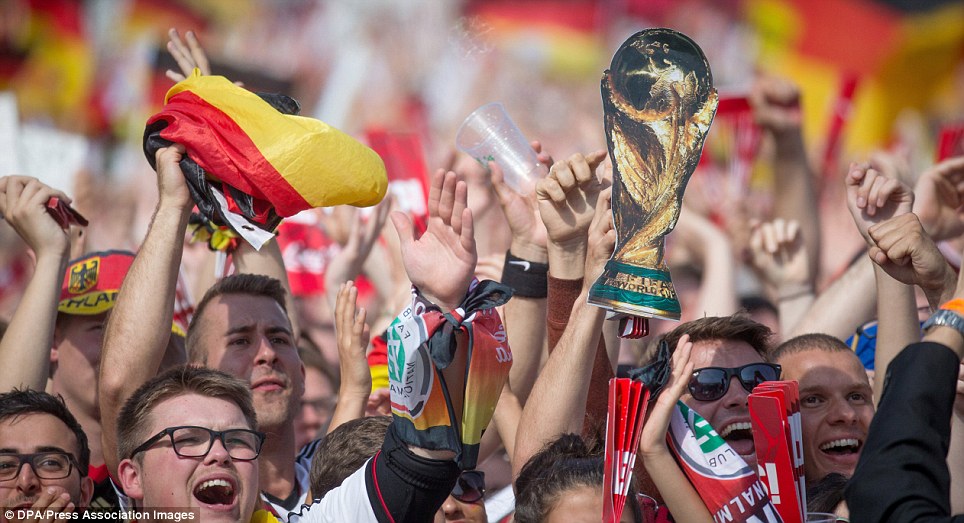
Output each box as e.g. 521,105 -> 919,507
502,251 -> 548,299
776,282 -> 814,302
509,239 -> 548,264
420,291 -> 460,311
548,242 -> 588,279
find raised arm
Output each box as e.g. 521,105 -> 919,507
913,156 -> 964,242
486,142 -> 554,403
99,145 -> 193,476
325,281 -> 372,433
0,176 -> 72,391
750,75 -> 821,279
639,334 -> 713,523
514,188 -> 613,478
844,158 -> 922,401
673,205 -> 739,317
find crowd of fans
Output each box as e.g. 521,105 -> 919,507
1,16 -> 964,523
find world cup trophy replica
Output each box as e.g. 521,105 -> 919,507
588,28 -> 718,331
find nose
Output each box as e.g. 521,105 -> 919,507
721,376 -> 749,409
203,436 -> 233,465
441,496 -> 462,518
15,462 -> 42,496
828,397 -> 858,425
254,334 -> 279,367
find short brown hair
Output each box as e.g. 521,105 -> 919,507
771,333 -> 851,362
310,416 -> 391,496
650,314 -> 773,365
186,274 -> 289,363
116,365 -> 257,462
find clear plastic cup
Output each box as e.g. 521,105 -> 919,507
456,102 -> 547,195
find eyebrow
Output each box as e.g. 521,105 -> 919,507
0,446 -> 71,454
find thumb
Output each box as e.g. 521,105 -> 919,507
390,211 -> 415,250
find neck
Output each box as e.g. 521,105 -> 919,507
258,424 -> 298,499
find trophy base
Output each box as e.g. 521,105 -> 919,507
588,261 -> 681,321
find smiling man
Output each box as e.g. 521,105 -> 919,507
657,315 -> 776,470
773,333 -> 874,484
0,389 -> 93,514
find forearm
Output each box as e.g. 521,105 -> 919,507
872,265 -> 921,401
772,132 -> 821,278
949,415 -> 964,513
503,295 -> 546,404
0,252 -> 67,391
922,262 -> 958,311
326,389 -> 369,435
100,204 -> 189,475
514,292 -> 603,477
642,450 -> 713,523
776,285 -> 815,336
694,237 -> 738,316
789,256 -> 876,340
547,239 -> 587,281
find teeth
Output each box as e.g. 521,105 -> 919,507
720,422 -> 752,439
200,479 -> 233,491
820,438 -> 859,450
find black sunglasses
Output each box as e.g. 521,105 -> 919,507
130,426 -> 266,461
451,470 -> 485,504
688,363 -> 781,402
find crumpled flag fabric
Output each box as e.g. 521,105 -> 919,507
144,69 -> 387,230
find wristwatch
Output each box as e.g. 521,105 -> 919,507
922,308 -> 964,336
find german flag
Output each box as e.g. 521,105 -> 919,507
146,70 -> 387,221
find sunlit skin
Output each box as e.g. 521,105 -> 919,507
682,339 -> 766,470
117,394 -> 260,523
51,313 -> 109,421
0,413 -> 93,509
544,485 -> 636,523
777,350 -> 874,482
293,366 -> 335,450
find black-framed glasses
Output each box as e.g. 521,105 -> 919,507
0,452 -> 81,481
688,363 -> 781,402
451,470 -> 485,504
129,426 -> 265,461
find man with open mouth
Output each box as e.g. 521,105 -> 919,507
773,333 -> 874,485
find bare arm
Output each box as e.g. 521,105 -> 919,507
750,75 -> 821,278
639,334 -> 713,523
514,189 -> 613,477
99,145 -> 193,476
233,238 -> 300,339
0,177 -> 71,391
674,206 -> 739,317
325,281 -> 372,433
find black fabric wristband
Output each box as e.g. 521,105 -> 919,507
500,251 -> 549,298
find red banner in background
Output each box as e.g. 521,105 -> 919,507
366,129 -> 430,234
937,122 -> 964,161
276,217 -> 336,297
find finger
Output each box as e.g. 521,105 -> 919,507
761,222 -> 777,254
772,218 -> 787,246
550,159 -> 577,191
585,149 -> 608,173
165,70 -> 187,82
437,171 -> 457,224
568,153 -> 593,185
426,169 -> 445,218
748,226 -> 764,256
17,178 -> 43,211
167,39 -> 196,78
459,207 -> 475,253
542,177 -> 567,203
185,31 -> 211,76
785,219 -> 801,245
451,180 -> 468,235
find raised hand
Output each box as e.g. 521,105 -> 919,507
845,158 -> 914,244
490,140 -> 553,261
0,176 -> 71,260
537,150 -> 608,248
749,75 -> 802,135
640,335 -> 695,458
391,169 -> 476,310
913,156 -> 964,241
324,198 -> 392,292
866,213 -> 954,303
165,28 -> 211,81
748,218 -> 811,294
325,280 -> 375,432
154,144 -> 193,211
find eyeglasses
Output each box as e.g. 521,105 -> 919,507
130,426 -> 265,461
451,470 -> 485,504
688,363 -> 781,401
0,452 -> 81,481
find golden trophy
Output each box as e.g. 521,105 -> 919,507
588,28 -> 718,326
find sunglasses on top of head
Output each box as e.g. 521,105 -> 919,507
451,470 -> 485,504
687,363 -> 781,402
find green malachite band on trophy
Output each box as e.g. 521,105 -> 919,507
588,260 -> 681,320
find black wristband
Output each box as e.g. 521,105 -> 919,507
501,251 -> 548,298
